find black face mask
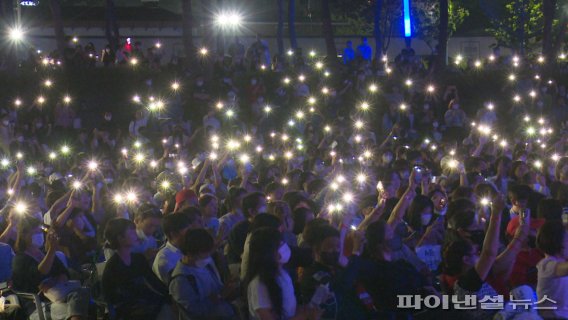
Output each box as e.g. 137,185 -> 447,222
468,230 -> 486,247
320,251 -> 340,267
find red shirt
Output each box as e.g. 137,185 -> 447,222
509,248 -> 544,289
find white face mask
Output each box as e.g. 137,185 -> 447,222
195,256 -> 212,269
421,214 -> 432,226
257,206 -> 268,214
31,233 -> 44,248
278,243 -> 291,264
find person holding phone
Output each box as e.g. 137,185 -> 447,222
12,215 -> 89,320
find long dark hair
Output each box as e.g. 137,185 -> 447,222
15,215 -> 41,253
244,227 -> 283,318
406,195 -> 434,231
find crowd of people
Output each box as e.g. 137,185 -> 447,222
1,34 -> 568,320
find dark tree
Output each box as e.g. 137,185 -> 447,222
181,0 -> 195,66
105,0 -> 120,51
288,0 -> 298,49
321,0 -> 338,60
437,0 -> 449,69
277,0 -> 284,55
373,0 -> 383,58
48,0 -> 66,60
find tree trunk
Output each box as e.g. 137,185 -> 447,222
181,0 -> 195,67
199,0 -> 215,50
276,0 -> 284,55
216,0 -> 225,55
542,0 -> 556,59
517,0 -> 526,55
0,0 -> 16,68
373,0 -> 383,58
48,0 -> 66,60
288,0 -> 298,49
105,0 -> 120,51
321,0 -> 337,61
437,0 -> 449,70
552,16 -> 567,57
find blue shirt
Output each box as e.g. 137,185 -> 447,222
356,43 -> 373,61
0,242 -> 13,282
343,47 -> 355,64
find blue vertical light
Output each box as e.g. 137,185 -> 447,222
403,0 -> 412,37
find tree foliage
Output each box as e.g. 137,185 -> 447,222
411,0 -> 469,50
330,0 -> 468,52
479,0 -> 544,52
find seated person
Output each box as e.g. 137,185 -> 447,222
132,204 -> 163,260
152,211 -> 200,284
169,228 -> 236,319
102,218 -> 171,320
11,215 -> 89,320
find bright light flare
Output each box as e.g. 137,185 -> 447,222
8,27 -> 24,42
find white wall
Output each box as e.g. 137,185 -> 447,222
25,26 -> 506,62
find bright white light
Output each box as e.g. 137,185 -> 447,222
14,202 -> 27,214
72,180 -> 82,189
87,160 -> 98,171
8,27 -> 24,41
215,11 -> 243,29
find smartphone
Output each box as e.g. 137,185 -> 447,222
376,181 -> 384,192
414,166 -> 423,183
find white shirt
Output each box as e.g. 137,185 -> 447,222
537,256 -> 568,319
248,269 -> 296,320
152,241 -> 182,284
218,211 -> 244,239
240,234 -> 252,280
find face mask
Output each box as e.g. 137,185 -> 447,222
468,230 -> 485,247
17,136 -> 24,142
195,256 -> 212,268
251,80 -> 257,85
196,81 -> 204,86
278,243 -> 291,264
2,120 -> 9,126
31,233 -> 45,248
105,116 -> 112,121
453,104 -> 460,109
320,251 -> 340,266
382,155 -> 393,164
257,206 -> 268,214
423,104 -> 430,110
35,123 -> 43,128
104,178 -> 114,184
421,214 -> 432,226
